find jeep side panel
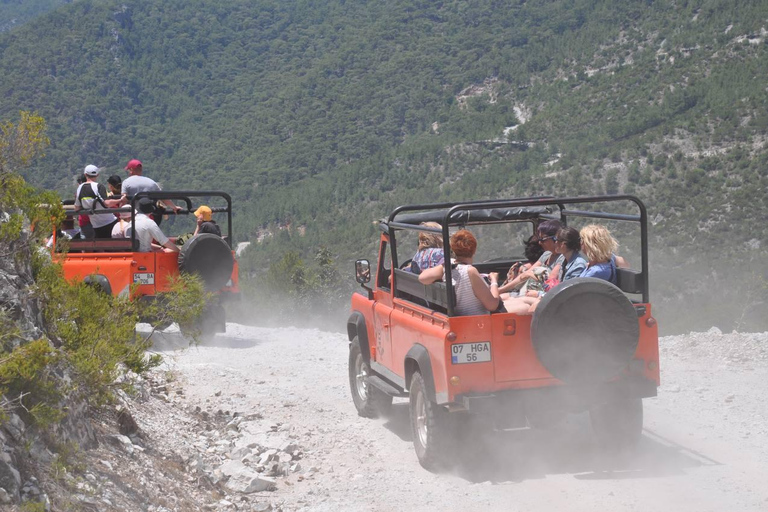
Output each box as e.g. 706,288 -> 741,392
389,302 -> 450,399
62,251 -> 181,298
371,237 -> 395,371
152,252 -> 180,293
62,252 -> 151,298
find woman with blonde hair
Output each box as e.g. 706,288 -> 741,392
579,224 -> 619,284
419,229 -> 502,315
408,221 -> 445,274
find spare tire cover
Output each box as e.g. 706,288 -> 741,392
531,277 -> 639,384
178,233 -> 234,292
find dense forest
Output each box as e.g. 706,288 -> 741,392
0,0 -> 72,32
1,0 -> 766,333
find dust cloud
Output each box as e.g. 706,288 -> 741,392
144,323 -> 767,511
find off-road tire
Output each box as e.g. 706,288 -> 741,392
348,338 -> 393,418
409,371 -> 454,471
590,398 -> 644,450
178,233 -> 234,292
531,277 -> 639,384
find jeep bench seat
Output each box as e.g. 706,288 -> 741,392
615,267 -> 643,294
393,268 -> 449,312
67,239 -> 137,252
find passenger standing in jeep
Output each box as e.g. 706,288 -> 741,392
108,159 -> 181,223
418,229 -> 502,315
74,165 -> 117,239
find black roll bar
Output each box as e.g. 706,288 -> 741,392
385,195 -> 649,315
133,191 -> 233,249
61,190 -> 234,250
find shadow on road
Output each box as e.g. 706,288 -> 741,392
382,403 -> 720,483
144,329 -> 263,352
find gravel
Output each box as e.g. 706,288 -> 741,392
54,323 -> 768,511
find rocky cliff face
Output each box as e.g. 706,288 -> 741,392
0,213 -> 96,508
0,212 -> 44,347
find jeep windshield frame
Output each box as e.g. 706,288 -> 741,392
56,190 -> 234,251
385,195 -> 649,316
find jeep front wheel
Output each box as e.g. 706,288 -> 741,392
590,398 -> 644,450
348,338 -> 392,418
409,371 -> 454,471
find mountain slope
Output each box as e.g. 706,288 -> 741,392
1,0 -> 767,332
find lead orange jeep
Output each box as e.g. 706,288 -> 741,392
53,191 -> 239,335
347,195 -> 659,470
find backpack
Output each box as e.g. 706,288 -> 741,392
77,182 -> 108,212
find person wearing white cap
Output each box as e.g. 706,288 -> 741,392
74,165 -> 117,239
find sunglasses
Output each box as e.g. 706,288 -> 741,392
538,235 -> 555,242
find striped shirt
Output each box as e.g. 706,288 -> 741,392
449,264 -> 489,316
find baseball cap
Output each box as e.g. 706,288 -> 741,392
137,197 -> 155,214
194,205 -> 212,221
125,159 -> 142,171
84,164 -> 100,177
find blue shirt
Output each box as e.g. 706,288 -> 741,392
560,252 -> 588,281
580,256 -> 617,284
409,248 -> 445,274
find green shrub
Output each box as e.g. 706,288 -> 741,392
32,261 -> 206,407
0,338 -> 62,427
1,111 -> 206,427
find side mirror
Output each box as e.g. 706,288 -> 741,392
355,259 -> 371,284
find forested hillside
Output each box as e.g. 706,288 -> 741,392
1,0 -> 766,333
0,0 -> 73,32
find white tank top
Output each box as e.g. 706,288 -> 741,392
449,264 -> 489,316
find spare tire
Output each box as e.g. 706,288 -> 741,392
178,233 -> 234,291
531,277 -> 639,384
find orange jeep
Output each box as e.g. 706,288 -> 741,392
53,191 -> 239,334
347,195 -> 659,469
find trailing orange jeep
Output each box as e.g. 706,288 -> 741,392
347,195 -> 659,469
52,191 -> 239,335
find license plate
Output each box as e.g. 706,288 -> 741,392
133,272 -> 155,285
451,342 -> 491,364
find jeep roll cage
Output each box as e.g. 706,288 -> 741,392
57,191 -> 234,251
382,195 -> 649,316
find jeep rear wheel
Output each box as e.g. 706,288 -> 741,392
409,371 -> 454,471
180,302 -> 225,343
348,338 -> 393,418
590,398 -> 644,450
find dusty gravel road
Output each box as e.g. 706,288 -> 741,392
153,324 -> 768,512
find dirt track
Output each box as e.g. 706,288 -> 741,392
152,325 -> 768,512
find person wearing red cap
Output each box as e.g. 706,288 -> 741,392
109,159 -> 181,224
